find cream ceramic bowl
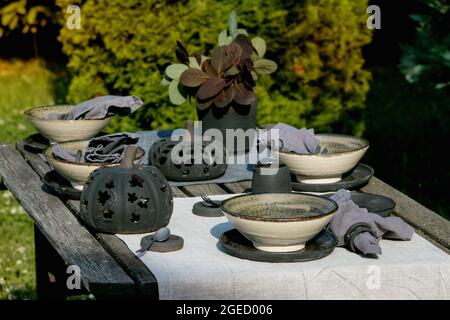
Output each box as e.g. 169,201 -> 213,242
275,134 -> 369,184
45,140 -> 145,189
24,105 -> 112,143
221,193 -> 337,253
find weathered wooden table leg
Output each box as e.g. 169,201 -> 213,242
34,225 -> 69,300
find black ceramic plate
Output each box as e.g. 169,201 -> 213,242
192,201 -> 223,217
219,229 -> 337,263
22,133 -> 50,153
323,191 -> 396,217
43,170 -> 82,200
350,192 -> 396,217
291,163 -> 374,193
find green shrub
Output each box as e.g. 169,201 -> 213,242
56,0 -> 372,134
400,0 -> 450,90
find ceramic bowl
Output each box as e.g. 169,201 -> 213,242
44,140 -> 145,189
275,134 -> 369,184
24,105 -> 112,143
221,193 -> 337,253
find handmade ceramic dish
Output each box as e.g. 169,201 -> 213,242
44,140 -> 144,189
221,193 -> 338,253
274,134 -> 369,184
24,105 -> 112,143
291,163 -> 374,192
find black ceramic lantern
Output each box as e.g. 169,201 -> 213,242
148,138 -> 227,182
80,146 -> 173,234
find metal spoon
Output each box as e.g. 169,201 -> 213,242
136,227 -> 170,255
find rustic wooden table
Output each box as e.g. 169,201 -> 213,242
0,139 -> 449,299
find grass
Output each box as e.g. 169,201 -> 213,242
0,59 -> 56,299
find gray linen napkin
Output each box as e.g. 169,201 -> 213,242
85,133 -> 139,163
328,189 -> 414,255
52,144 -> 79,162
44,95 -> 143,120
264,123 -> 321,154
52,133 -> 139,163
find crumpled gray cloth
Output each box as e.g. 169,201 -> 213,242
85,133 -> 139,163
44,95 -> 143,120
263,123 -> 321,154
328,189 -> 414,255
52,133 -> 139,163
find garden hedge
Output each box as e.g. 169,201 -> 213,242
56,0 -> 372,134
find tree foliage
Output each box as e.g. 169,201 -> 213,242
55,0 -> 372,134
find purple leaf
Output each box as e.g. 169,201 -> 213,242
211,46 -> 233,75
197,77 -> 227,100
214,85 -> 235,108
233,34 -> 254,60
202,59 -> 218,77
233,82 -> 256,106
180,68 -> 210,87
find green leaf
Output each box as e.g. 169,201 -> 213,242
251,37 -> 266,57
168,80 -> 186,105
236,29 -> 248,36
224,65 -> 240,77
218,29 -> 228,46
165,64 -> 189,81
253,59 -> 278,75
160,75 -> 171,86
180,68 -> 210,87
228,10 -> 237,38
189,56 -> 201,69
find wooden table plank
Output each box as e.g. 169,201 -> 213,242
221,181 -> 252,194
14,142 -> 159,298
65,199 -> 159,298
0,144 -> 138,296
171,186 -> 186,197
362,176 -> 450,253
180,183 -> 228,196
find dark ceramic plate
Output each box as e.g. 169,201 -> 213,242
323,191 -> 396,217
291,163 -> 374,193
43,170 -> 82,200
192,201 -> 223,217
219,229 -> 337,263
22,133 -> 50,153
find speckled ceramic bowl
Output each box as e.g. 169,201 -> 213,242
275,134 -> 369,184
45,140 -> 144,189
221,193 -> 337,253
24,105 -> 112,143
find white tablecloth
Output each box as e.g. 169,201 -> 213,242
117,195 -> 450,300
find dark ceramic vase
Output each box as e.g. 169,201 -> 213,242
148,138 -> 227,182
197,102 -> 257,154
252,163 -> 292,194
80,146 -> 173,234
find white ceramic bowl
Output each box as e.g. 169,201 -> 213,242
221,193 -> 337,253
24,105 -> 112,143
45,140 -> 145,189
275,134 -> 369,184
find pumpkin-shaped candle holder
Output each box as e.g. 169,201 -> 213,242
80,145 -> 173,234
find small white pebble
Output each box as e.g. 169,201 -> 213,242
16,260 -> 23,265
17,123 -> 27,131
0,277 -> 5,285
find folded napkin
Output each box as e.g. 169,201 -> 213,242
263,123 -> 321,154
52,133 -> 139,164
85,133 -> 139,163
328,189 -> 414,256
44,95 -> 143,120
